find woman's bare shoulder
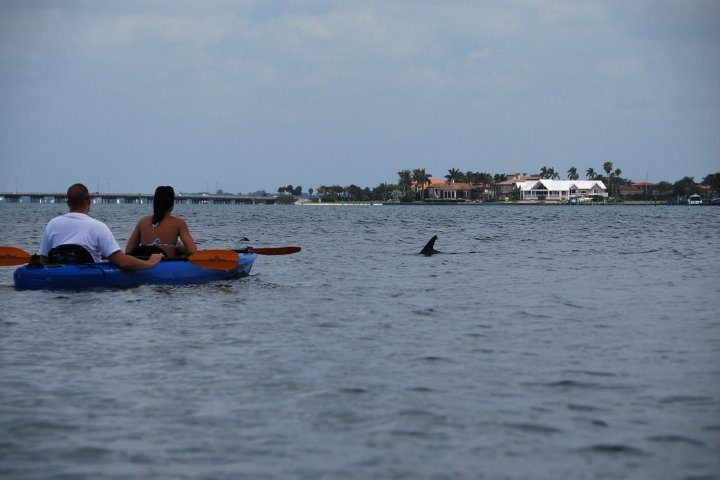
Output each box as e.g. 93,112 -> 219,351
137,215 -> 153,227
167,215 -> 188,227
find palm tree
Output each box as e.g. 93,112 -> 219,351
567,166 -> 579,180
602,162 -> 613,179
586,167 -> 596,180
421,170 -> 431,200
540,166 -> 549,178
465,171 -> 480,185
397,170 -> 412,195
613,168 -> 622,199
412,169 -> 422,197
422,170 -> 431,198
546,167 -> 560,180
482,172 -> 496,198
464,171 -> 478,199
602,162 -> 613,198
445,168 -> 463,184
412,168 -> 431,200
478,173 -> 493,199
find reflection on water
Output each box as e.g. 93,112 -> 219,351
1,203 -> 719,479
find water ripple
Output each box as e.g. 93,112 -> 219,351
1,203 -> 718,479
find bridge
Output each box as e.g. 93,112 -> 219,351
0,192 -> 277,205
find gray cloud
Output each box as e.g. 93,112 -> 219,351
1,0 -> 718,193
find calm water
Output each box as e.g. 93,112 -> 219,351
1,203 -> 719,479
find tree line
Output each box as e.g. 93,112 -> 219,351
276,166 -> 720,202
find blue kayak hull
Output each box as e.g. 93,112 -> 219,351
13,254 -> 257,290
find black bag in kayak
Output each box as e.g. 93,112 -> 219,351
47,244 -> 94,264
130,245 -> 168,257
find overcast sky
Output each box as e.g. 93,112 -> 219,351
1,0 -> 718,193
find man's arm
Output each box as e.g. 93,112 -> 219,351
109,251 -> 163,271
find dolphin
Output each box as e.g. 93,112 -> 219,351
419,235 -> 441,256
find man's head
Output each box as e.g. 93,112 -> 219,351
67,183 -> 91,212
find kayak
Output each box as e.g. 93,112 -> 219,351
13,253 -> 257,290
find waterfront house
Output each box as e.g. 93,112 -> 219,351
516,179 -> 607,201
619,182 -> 657,197
424,178 -> 492,201
494,179 -> 518,200
494,174 -> 541,200
505,172 -> 536,181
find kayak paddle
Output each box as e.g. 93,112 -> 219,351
0,246 -> 239,270
186,250 -> 239,270
0,245 -> 300,269
0,246 -> 32,266
233,246 -> 301,255
183,247 -> 300,270
111,247 -> 300,259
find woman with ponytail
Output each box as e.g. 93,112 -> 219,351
126,186 -> 197,257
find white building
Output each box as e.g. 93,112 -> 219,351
516,179 -> 607,201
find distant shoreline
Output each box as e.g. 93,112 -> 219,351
297,200 -> 709,206
1,196 -> 714,207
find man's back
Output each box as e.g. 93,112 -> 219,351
40,212 -> 121,262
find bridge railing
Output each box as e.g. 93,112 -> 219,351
0,192 -> 276,205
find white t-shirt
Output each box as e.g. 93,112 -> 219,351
39,212 -> 122,262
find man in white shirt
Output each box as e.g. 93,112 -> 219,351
39,183 -> 162,270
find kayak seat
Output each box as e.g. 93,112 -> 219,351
47,244 -> 94,264
130,245 -> 168,257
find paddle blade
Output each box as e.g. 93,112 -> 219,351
188,250 -> 239,270
0,246 -> 32,266
245,246 -> 301,256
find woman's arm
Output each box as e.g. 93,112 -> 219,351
178,219 -> 197,255
125,221 -> 142,253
